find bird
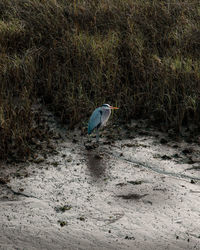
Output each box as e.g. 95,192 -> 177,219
88,104 -> 119,142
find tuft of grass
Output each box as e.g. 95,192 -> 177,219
0,0 -> 200,159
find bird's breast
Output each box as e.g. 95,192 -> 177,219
101,109 -> 111,126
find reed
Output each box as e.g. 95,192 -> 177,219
0,0 -> 199,159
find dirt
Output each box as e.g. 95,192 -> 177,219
0,115 -> 200,250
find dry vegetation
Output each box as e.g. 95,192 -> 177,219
0,0 -> 200,159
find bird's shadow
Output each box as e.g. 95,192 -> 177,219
85,149 -> 107,180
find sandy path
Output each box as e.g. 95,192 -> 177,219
0,123 -> 200,250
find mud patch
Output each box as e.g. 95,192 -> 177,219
0,119 -> 200,250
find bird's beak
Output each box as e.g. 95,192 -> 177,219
110,106 -> 119,109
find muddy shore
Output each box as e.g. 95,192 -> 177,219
0,117 -> 200,250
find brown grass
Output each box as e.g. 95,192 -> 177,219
0,0 -> 200,159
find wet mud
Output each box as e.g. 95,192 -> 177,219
0,117 -> 200,250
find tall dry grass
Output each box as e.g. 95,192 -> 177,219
0,0 -> 200,159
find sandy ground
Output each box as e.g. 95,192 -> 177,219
0,116 -> 200,250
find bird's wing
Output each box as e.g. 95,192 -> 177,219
88,107 -> 102,134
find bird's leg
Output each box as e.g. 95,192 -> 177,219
96,129 -> 99,143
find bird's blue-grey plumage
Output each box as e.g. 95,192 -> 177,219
88,107 -> 102,135
88,104 -> 118,142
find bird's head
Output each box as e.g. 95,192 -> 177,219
102,104 -> 119,110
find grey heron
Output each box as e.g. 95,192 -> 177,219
88,104 -> 119,142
